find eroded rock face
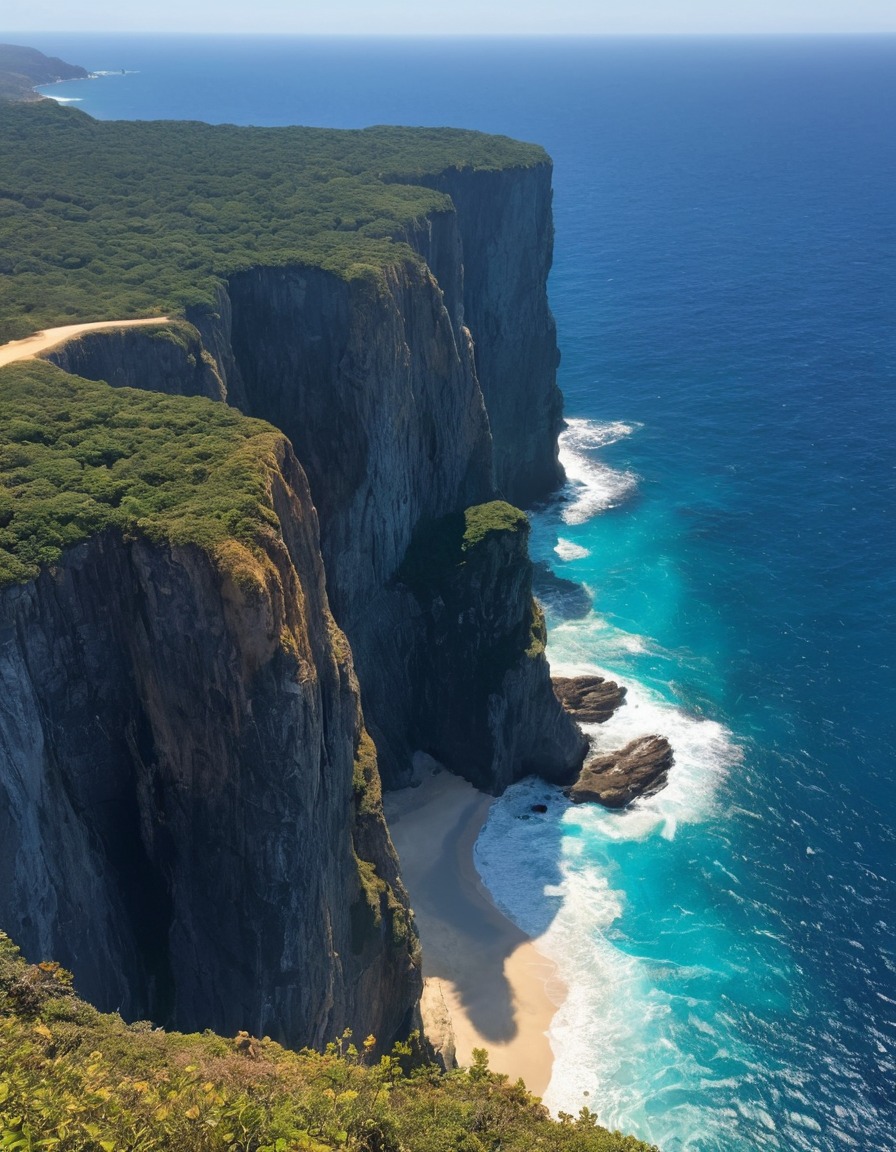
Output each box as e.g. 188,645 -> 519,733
36,160 -> 573,795
45,323 -> 227,401
0,441 -> 419,1049
399,505 -> 588,794
3,157 -> 580,1048
567,735 -> 674,809
553,675 -> 627,725
414,163 -> 565,507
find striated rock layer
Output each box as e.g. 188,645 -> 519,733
0,432 -> 419,1049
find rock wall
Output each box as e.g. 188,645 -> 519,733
398,503 -> 587,793
45,322 -> 228,402
34,159 -> 581,792
411,162 -> 565,507
0,439 -> 419,1049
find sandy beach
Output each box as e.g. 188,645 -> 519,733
384,770 -> 565,1097
0,317 -> 170,368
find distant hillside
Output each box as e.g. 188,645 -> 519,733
0,42 -> 87,102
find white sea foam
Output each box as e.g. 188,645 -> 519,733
554,537 -> 591,561
475,622 -> 743,1137
46,96 -> 83,103
558,418 -> 640,524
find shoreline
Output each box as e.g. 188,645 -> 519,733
384,770 -> 565,1097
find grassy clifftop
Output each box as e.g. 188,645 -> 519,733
0,100 -> 548,341
0,931 -> 656,1152
0,359 -> 289,588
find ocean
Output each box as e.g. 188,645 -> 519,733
26,33 -> 896,1151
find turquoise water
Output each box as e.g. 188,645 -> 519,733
28,34 -> 896,1150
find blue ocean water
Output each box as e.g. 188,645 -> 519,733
26,34 -> 896,1150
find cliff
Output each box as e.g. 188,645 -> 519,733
45,320 -> 227,401
0,108 -> 585,1047
410,163 -> 565,506
0,361 -> 418,1048
399,502 -> 587,792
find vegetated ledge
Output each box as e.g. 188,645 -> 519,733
0,359 -> 286,588
0,357 -> 421,1050
0,98 -> 548,343
0,931 -> 658,1152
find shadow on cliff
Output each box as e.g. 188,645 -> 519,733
414,779 -> 566,1047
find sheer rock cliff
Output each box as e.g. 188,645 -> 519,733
1,149 -> 583,1046
38,164 -> 583,792
0,437 -> 418,1048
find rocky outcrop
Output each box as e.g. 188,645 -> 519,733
567,736 -> 674,808
553,675 -> 627,724
418,979 -> 458,1072
0,438 -> 419,1049
45,322 -> 227,401
398,503 -> 587,794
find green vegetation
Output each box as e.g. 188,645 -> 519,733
461,502 -> 529,550
0,100 -> 548,341
0,931 -> 656,1152
0,359 -> 289,588
398,501 -> 529,592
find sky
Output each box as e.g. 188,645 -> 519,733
3,0 -> 896,36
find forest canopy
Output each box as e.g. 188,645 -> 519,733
0,101 -> 547,342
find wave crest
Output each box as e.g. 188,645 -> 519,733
558,418 -> 640,524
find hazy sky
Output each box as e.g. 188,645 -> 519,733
4,0 -> 896,36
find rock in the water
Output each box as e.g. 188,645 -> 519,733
553,675 -> 627,724
567,735 -> 673,808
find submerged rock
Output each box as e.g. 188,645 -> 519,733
531,561 -> 592,620
553,675 -> 627,724
567,735 -> 673,808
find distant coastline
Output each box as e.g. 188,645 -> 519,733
0,42 -> 87,102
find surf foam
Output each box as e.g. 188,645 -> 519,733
558,418 -> 640,524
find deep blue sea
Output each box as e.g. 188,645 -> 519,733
23,33 -> 896,1151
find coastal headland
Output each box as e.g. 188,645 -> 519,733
0,68 -> 655,1150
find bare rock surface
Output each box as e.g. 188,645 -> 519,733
553,675 -> 627,724
568,735 -> 674,808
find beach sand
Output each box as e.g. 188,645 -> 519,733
384,770 -> 564,1097
0,317 -> 170,368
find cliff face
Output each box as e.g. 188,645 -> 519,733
225,257 -> 496,785
221,171 -> 578,788
31,164 -> 581,794
45,322 -> 227,402
412,163 -> 565,507
1,116 -> 583,1068
0,436 -> 418,1048
399,503 -> 587,793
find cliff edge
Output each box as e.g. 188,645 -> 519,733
0,361 -> 418,1048
0,107 -> 585,1044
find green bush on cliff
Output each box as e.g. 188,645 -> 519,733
0,100 -> 548,342
0,359 -> 288,588
0,931 -> 657,1152
398,500 -> 528,591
